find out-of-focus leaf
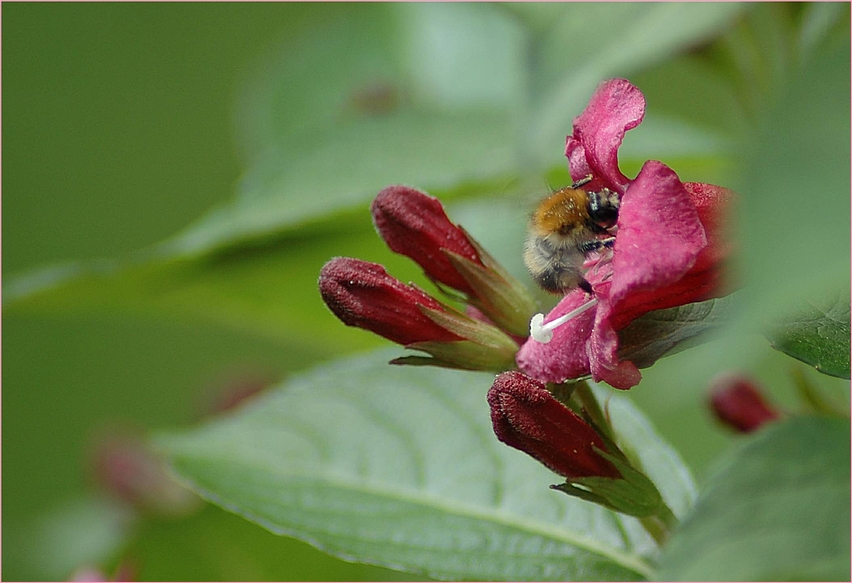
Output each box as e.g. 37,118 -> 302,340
618,294 -> 738,369
768,286 -> 851,379
6,496 -> 135,581
737,29 -> 850,325
527,3 -> 745,165
3,226 -> 392,353
166,3 -> 524,258
798,2 -> 850,61
162,3 -> 744,258
659,416 -> 851,581
157,350 -> 697,581
127,503 -> 413,581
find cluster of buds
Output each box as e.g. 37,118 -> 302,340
489,372 -> 674,522
319,78 -> 735,526
320,185 -> 538,371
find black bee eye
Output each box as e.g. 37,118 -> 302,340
587,189 -> 619,229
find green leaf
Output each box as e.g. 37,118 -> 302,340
169,3 -> 524,257
2,225 -> 393,353
768,286 -> 851,379
127,503 -> 411,581
157,350 -> 696,581
659,416 -> 851,581
526,3 -> 745,164
6,496 -> 135,581
617,294 -> 738,369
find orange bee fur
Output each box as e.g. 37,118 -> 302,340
524,177 -> 620,294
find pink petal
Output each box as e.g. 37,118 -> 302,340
583,161 -> 706,388
565,79 -> 645,192
587,283 -> 642,390
607,181 -> 734,330
609,161 -> 706,306
516,292 -> 595,383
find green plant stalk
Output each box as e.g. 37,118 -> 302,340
574,379 -> 677,546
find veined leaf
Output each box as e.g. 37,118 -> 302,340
768,285 -> 851,379
157,350 -> 697,581
659,416 -> 851,581
618,294 -> 738,369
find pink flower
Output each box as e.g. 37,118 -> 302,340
517,79 -> 733,389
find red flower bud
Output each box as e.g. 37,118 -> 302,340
708,374 -> 781,433
487,372 -> 620,479
319,257 -> 462,345
371,185 -> 483,295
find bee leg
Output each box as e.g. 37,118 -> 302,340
578,279 -> 593,294
571,174 -> 593,189
578,237 -> 616,254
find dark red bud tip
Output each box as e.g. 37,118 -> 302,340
487,372 -> 621,479
371,185 -> 483,294
319,257 -> 462,346
708,373 -> 781,433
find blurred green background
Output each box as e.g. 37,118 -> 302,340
3,3 -> 849,581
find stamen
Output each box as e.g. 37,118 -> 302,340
530,298 -> 598,343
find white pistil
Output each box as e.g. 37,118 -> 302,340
529,298 -> 598,343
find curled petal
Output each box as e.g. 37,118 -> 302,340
566,79 -> 646,192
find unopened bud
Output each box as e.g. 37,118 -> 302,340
489,373 -> 673,519
319,257 -> 462,345
372,185 -> 482,295
487,372 -> 620,479
319,257 -> 518,371
371,186 -> 537,336
708,373 -> 780,433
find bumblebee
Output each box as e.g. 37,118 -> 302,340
524,176 -> 620,294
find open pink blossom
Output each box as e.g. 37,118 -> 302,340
518,78 -> 733,389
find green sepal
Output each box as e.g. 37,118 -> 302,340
399,340 -> 517,372
418,305 -> 519,354
443,230 -> 538,338
553,447 -> 673,520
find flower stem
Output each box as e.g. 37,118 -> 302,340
573,380 -> 614,441
644,501 -> 677,546
574,380 -> 679,546
640,514 -> 670,546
